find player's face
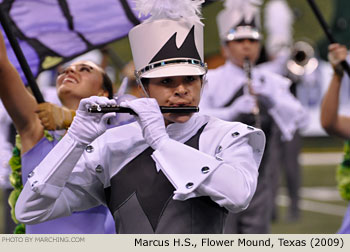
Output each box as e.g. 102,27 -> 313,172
224,38 -> 261,67
146,75 -> 202,125
56,61 -> 107,108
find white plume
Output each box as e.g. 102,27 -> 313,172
222,0 -> 262,27
223,0 -> 262,10
133,0 -> 204,24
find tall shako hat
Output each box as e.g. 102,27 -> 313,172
129,0 -> 207,80
217,0 -> 262,42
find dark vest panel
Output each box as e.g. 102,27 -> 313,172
104,124 -> 228,233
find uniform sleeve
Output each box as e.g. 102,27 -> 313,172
267,77 -> 309,141
15,133 -> 105,224
151,125 -> 265,213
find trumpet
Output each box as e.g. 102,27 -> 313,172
287,40 -> 319,78
243,57 -> 261,128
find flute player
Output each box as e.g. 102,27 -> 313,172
15,0 -> 266,234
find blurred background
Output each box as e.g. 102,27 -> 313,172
1,0 -> 350,233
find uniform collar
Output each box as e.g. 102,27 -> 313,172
166,113 -> 209,143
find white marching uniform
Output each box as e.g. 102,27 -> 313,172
16,113 -> 265,234
200,61 -> 308,141
200,61 -> 307,233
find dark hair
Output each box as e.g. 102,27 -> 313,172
140,78 -> 150,86
101,72 -> 114,99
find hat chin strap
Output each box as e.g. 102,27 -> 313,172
199,74 -> 207,98
136,77 -> 150,98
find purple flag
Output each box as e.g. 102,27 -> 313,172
0,0 -> 141,84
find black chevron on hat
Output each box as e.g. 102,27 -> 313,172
149,25 -> 201,64
235,16 -> 257,29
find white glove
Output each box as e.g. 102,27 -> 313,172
120,98 -> 169,150
230,95 -> 257,116
67,96 -> 116,145
251,85 -> 276,110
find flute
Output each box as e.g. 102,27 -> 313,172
243,57 -> 261,128
88,105 -> 199,115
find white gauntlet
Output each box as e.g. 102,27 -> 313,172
68,96 -> 116,145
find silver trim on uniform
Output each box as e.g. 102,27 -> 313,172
186,182 -> 194,189
95,165 -> 104,173
85,145 -> 94,153
201,166 -> 210,174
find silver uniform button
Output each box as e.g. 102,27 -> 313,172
201,166 -> 210,174
247,126 -> 255,130
85,145 -> 94,153
216,145 -> 222,153
95,165 -> 103,173
186,182 -> 194,189
31,181 -> 38,191
215,156 -> 223,161
232,132 -> 240,137
28,171 -> 34,178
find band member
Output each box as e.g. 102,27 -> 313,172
15,0 -> 265,233
262,0 -> 303,222
0,30 -> 115,233
200,0 -> 307,233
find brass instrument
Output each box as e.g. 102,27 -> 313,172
287,40 -> 319,79
243,57 -> 261,128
